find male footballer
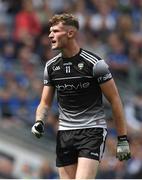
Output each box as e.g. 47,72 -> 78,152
32,13 -> 131,179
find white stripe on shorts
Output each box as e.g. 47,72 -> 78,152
99,128 -> 107,160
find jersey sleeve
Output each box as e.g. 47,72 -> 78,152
43,64 -> 54,86
93,60 -> 112,84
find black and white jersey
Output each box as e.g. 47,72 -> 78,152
44,49 -> 112,130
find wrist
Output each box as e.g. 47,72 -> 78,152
36,106 -> 48,123
35,120 -> 44,125
118,135 -> 128,141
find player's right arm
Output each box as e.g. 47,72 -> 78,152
31,85 -> 55,138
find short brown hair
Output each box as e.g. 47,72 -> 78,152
49,13 -> 79,30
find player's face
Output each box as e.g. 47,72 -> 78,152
49,22 -> 69,50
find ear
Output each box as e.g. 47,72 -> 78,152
67,30 -> 75,38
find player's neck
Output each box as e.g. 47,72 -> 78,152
61,41 -> 80,58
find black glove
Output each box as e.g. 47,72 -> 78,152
31,121 -> 44,138
116,135 -> 131,161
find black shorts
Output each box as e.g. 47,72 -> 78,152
56,128 -> 107,167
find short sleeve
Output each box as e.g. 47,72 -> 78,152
43,64 -> 54,86
93,60 -> 112,84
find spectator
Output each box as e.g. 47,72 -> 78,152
89,1 -> 116,36
14,0 -> 41,43
107,33 -> 130,79
39,160 -> 58,179
0,87 -> 13,119
125,90 -> 142,133
0,152 -> 16,179
0,23 -> 10,50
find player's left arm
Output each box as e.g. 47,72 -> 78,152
100,79 -> 131,161
94,59 -> 131,161
100,79 -> 127,136
94,60 -> 128,135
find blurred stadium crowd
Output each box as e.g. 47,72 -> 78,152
0,0 -> 142,178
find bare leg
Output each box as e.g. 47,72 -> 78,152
58,163 -> 77,179
75,157 -> 99,179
